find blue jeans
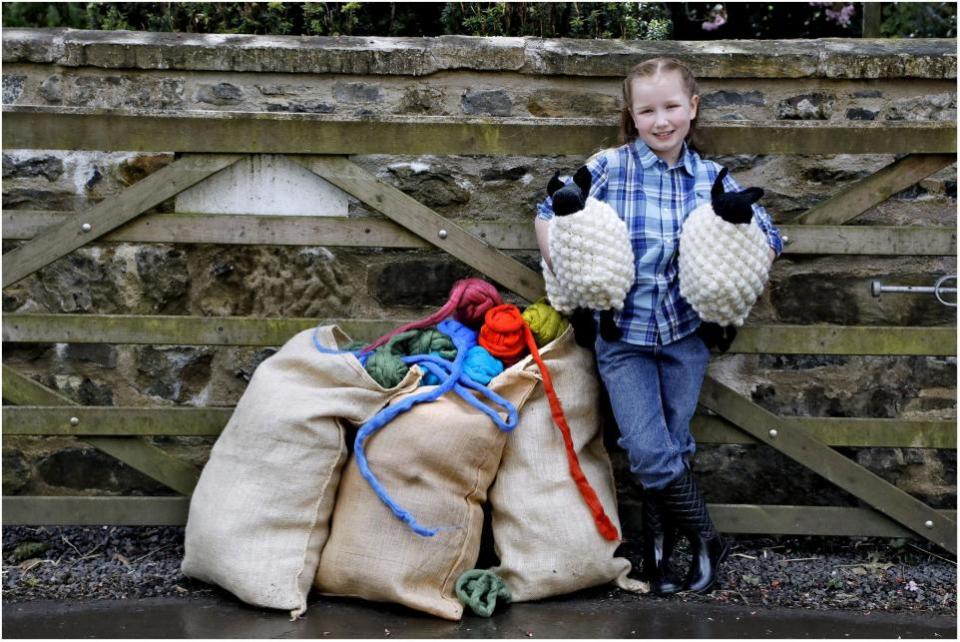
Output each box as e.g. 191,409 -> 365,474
595,331 -> 710,490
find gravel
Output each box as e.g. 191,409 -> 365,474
3,526 -> 956,615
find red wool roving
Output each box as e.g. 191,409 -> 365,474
481,304 -> 620,542
478,304 -> 528,366
361,278 -> 503,353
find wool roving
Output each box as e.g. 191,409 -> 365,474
543,167 -> 635,316
456,569 -> 511,617
438,317 -> 479,352
407,328 -> 457,361
454,279 -> 504,329
360,278 -> 502,354
407,327 -> 459,386
479,304 -> 529,366
343,339 -> 368,351
482,304 -> 620,542
352,320 -> 518,537
364,330 -> 419,388
462,346 -> 504,386
410,353 -> 517,431
679,168 -> 771,327
522,298 -> 569,347
418,324 -> 502,387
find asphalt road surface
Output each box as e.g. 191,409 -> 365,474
4,592 -> 956,639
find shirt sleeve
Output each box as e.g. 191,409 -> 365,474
720,168 -> 784,258
536,153 -> 610,221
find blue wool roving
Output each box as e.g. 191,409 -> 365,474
353,321 -> 518,538
463,345 -> 504,386
420,352 -> 447,386
408,355 -> 517,432
418,320 -> 478,386
438,318 -> 478,352
419,324 -> 503,387
312,326 -> 374,368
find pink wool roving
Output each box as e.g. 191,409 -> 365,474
361,278 -> 503,353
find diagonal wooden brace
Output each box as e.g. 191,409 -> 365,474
699,376 -> 957,554
292,155 -> 546,302
2,153 -> 243,288
2,366 -> 200,496
795,153 -> 955,226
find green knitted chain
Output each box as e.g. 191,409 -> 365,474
455,569 -> 512,617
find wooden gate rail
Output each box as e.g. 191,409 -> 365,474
294,155 -> 543,301
1,154 -> 243,288
700,378 -> 957,553
2,107 -> 956,550
4,406 -> 954,449
4,314 -> 954,355
2,366 -> 200,496
4,212 -> 957,257
3,496 -> 955,538
4,107 -> 956,155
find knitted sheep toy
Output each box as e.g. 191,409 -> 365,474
679,168 -> 771,334
542,166 -> 635,344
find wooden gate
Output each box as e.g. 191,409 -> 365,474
2,106 -> 956,554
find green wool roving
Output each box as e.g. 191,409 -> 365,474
406,328 -> 457,361
364,328 -> 460,388
455,569 -> 512,617
364,330 -> 419,388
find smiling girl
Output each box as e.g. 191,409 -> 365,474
535,58 -> 783,596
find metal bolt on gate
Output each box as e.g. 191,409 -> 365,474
871,275 -> 957,308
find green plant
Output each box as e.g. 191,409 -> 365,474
881,2 -> 956,38
1,2 -> 674,40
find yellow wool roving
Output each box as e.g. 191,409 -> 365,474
522,299 -> 569,347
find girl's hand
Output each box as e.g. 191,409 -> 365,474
768,247 -> 776,266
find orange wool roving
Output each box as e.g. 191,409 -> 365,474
480,304 -> 620,542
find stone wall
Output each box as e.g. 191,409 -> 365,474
2,30 -> 956,520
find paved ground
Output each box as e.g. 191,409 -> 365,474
3,590 -> 956,639
5,527 -> 957,614
4,526 -> 956,638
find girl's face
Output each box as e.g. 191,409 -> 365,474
629,71 -> 700,165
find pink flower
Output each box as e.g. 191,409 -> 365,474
824,3 -> 856,27
701,14 -> 727,31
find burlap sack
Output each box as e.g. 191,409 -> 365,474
315,367 -> 539,620
488,325 -> 646,601
182,326 -> 422,617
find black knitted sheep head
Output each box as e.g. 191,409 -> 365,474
547,166 -> 592,217
711,167 -> 764,225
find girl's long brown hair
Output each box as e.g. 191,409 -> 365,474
619,58 -> 702,151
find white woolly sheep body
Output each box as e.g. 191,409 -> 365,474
678,203 -> 770,327
543,197 -> 635,315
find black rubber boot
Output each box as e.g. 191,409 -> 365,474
640,490 -> 683,595
655,467 -> 729,594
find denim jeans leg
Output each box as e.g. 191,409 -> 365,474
658,332 -> 711,464
595,336 -> 688,490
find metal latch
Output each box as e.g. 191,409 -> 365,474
871,275 -> 957,308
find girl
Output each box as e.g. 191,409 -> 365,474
535,58 -> 782,595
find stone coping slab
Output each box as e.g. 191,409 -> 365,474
3,28 -> 955,79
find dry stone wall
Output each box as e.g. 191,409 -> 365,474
2,30 -> 956,515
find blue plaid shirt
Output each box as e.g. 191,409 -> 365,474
537,139 -> 783,347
